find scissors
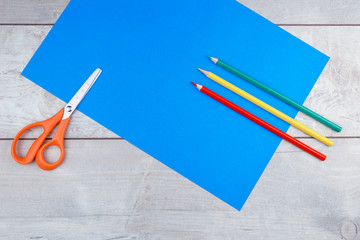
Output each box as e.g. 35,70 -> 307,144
11,68 -> 102,171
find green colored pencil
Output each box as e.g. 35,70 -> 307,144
209,56 -> 342,132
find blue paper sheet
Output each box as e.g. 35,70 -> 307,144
22,0 -> 329,210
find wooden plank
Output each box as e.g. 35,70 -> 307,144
284,26 -> 360,138
238,0 -> 360,24
0,0 -> 358,239
0,0 -> 359,25
0,138 -> 359,239
0,26 -> 118,139
0,0 -> 69,24
0,25 -> 358,138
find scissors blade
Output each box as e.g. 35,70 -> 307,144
62,68 -> 102,119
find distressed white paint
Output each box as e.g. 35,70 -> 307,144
0,0 -> 359,239
0,0 -> 70,24
238,0 -> 360,24
0,0 -> 359,25
0,139 -> 359,239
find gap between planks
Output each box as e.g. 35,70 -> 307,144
2,24 -> 360,26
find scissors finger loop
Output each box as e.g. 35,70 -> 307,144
10,109 -> 65,165
35,117 -> 70,171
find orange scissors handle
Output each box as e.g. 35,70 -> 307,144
35,115 -> 70,171
11,108 -> 70,170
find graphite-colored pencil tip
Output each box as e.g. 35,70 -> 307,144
209,57 -> 218,64
198,68 -> 211,76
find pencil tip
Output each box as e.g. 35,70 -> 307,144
209,57 -> 218,64
191,82 -> 203,91
198,68 -> 210,76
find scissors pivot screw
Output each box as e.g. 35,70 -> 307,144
66,106 -> 73,112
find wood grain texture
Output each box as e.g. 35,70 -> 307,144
0,0 -> 360,25
238,0 -> 360,24
1,0 -> 359,239
0,0 -> 69,24
0,138 -> 359,239
0,26 -> 118,139
0,25 -> 358,138
284,26 -> 360,138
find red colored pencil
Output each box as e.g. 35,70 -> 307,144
191,82 -> 326,161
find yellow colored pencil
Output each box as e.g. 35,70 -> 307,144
198,69 -> 333,147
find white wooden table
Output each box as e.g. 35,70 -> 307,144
1,1 -> 359,239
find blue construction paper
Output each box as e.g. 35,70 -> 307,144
22,0 -> 329,210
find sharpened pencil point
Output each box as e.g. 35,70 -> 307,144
191,82 -> 203,91
210,57 -> 218,64
198,68 -> 211,76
